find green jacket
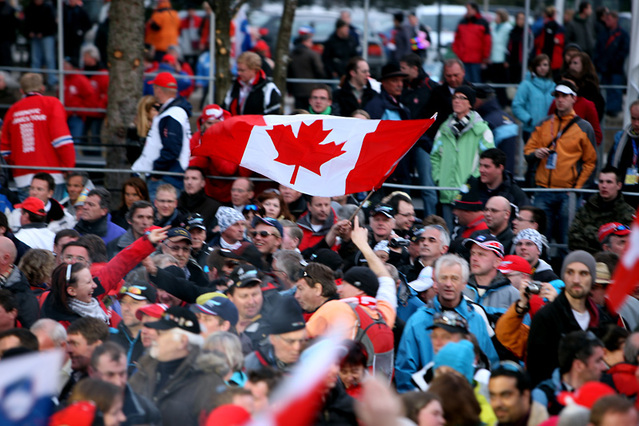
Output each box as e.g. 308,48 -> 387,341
568,193 -> 636,254
431,110 -> 495,204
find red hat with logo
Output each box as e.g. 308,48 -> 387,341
148,72 -> 177,89
15,197 -> 46,217
498,255 -> 532,275
135,303 -> 169,321
199,104 -> 231,126
598,222 -> 631,243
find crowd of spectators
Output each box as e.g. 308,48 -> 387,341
0,1 -> 637,425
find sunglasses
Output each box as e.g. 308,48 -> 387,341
120,285 -> 147,296
249,230 -> 278,238
495,360 -> 526,375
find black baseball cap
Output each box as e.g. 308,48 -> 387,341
144,306 -> 201,334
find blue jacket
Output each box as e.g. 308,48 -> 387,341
512,72 -> 555,133
475,97 -> 519,148
594,25 -> 629,75
364,88 -> 410,121
395,296 -> 499,392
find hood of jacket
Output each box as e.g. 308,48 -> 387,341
528,72 -> 556,93
467,270 -> 512,291
297,208 -> 336,234
2,266 -> 30,292
165,95 -> 192,118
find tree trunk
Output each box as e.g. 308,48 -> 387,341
104,0 -> 145,206
273,0 -> 298,105
209,0 -> 232,106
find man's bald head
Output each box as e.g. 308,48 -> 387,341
484,196 -> 512,234
0,236 -> 17,264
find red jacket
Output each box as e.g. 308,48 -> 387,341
534,20 -> 564,70
452,13 -> 491,64
605,363 -> 639,408
86,70 -> 109,118
0,93 -> 75,188
297,208 -> 338,252
65,73 -> 98,118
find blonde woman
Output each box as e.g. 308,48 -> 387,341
126,95 -> 160,164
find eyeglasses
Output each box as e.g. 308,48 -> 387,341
63,254 -> 88,263
249,230 -> 278,238
164,244 -> 191,253
452,95 -> 469,101
514,216 -> 535,223
120,285 -> 147,295
277,335 -> 307,346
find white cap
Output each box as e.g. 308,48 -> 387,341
554,84 -> 577,96
408,266 -> 434,292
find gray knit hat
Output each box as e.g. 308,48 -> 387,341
561,250 -> 597,282
215,207 -> 245,233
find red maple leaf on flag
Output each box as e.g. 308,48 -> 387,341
266,121 -> 347,185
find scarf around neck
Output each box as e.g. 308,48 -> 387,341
68,297 -> 109,323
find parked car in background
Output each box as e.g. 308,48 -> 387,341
258,7 -> 387,79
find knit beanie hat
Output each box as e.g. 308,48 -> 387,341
513,228 -> 544,254
561,250 -> 597,282
215,207 -> 245,233
454,85 -> 476,108
433,340 -> 475,384
343,266 -> 380,297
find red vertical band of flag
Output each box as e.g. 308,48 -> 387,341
607,210 -> 639,312
192,115 -> 266,162
344,118 -> 435,194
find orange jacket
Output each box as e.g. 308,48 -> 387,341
145,6 -> 180,52
524,111 -> 597,189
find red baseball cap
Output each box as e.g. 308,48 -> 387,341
162,54 -> 177,65
598,222 -> 631,243
557,381 -> 615,408
498,255 -> 532,275
135,303 -> 169,321
15,197 -> 46,216
148,72 -> 177,89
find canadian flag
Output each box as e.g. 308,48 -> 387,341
607,211 -> 639,312
194,115 -> 434,196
